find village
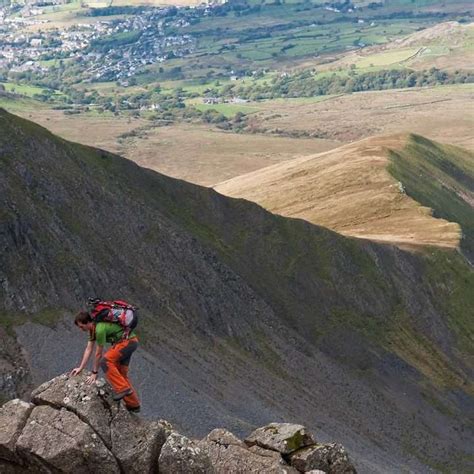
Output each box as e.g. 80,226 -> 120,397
0,1 -> 223,83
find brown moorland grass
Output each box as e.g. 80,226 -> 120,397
248,84 -> 474,149
123,123 -> 339,186
215,133 -> 463,250
7,84 -> 472,187
11,108 -> 340,186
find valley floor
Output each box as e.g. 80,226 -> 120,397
7,84 -> 473,186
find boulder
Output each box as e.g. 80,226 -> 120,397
0,398 -> 34,464
199,428 -> 299,473
159,431 -> 215,474
245,423 -> 315,455
203,428 -> 246,448
288,443 -> 356,474
31,373 -> 116,447
16,405 -> 119,473
110,405 -> 170,474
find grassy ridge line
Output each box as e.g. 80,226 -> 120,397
215,134 -> 463,249
388,134 -> 474,263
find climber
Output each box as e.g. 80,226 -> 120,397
70,311 -> 141,413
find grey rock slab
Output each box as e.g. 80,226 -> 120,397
0,398 -> 34,464
202,428 -> 247,448
16,405 -> 119,473
245,423 -> 316,455
31,372 -> 116,447
248,444 -> 286,461
110,406 -> 169,474
199,429 -> 298,473
289,443 -> 356,474
159,431 -> 215,474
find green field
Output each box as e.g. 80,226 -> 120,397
355,48 -> 421,69
40,0 -> 83,14
0,94 -> 43,112
2,82 -> 50,97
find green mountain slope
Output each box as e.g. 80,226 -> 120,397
388,134 -> 474,263
0,109 -> 473,472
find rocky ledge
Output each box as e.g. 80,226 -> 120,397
0,373 -> 356,473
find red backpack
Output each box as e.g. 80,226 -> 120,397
88,298 -> 138,338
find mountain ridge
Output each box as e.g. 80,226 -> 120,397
215,133 -> 473,255
1,109 -> 473,472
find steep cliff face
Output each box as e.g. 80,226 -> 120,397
0,109 -> 473,472
0,328 -> 31,403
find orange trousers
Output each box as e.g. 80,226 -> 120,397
100,337 -> 140,409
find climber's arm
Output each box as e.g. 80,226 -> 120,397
70,340 -> 95,376
86,342 -> 104,385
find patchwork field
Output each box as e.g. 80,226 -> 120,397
309,21 -> 474,73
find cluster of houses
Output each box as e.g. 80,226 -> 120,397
0,8 -> 117,74
0,2 -> 219,82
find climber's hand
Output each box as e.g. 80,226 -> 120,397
86,373 -> 98,385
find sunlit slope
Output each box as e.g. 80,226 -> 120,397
215,134 -> 472,251
388,134 -> 474,262
325,21 -> 474,72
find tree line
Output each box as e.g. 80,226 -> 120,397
210,68 -> 474,100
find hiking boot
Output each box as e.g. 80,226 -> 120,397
113,388 -> 133,401
126,405 -> 141,414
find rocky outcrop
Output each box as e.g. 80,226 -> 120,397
198,428 -> 298,473
159,432 -> 215,473
0,374 -> 357,473
1,373 -> 171,474
16,405 -> 119,473
245,423 -> 316,455
289,443 -> 356,473
243,423 -> 356,473
111,408 -> 169,473
0,399 -> 33,465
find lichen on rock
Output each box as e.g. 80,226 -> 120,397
245,423 -> 316,455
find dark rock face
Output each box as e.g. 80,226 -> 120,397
0,328 -> 31,402
1,110 -> 473,472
